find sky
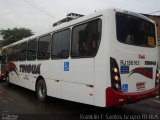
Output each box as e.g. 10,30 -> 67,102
0,0 -> 160,35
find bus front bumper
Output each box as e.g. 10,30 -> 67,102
106,85 -> 160,107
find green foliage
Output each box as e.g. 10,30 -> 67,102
0,27 -> 34,46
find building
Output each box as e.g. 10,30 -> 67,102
143,14 -> 160,41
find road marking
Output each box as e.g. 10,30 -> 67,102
153,99 -> 160,103
155,96 -> 159,99
1,99 -> 8,103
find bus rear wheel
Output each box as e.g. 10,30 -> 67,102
36,79 -> 47,102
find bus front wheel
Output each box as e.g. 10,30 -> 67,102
36,79 -> 47,102
6,75 -> 11,86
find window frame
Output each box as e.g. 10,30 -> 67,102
71,18 -> 102,58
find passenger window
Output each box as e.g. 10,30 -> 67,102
71,19 -> 102,58
12,45 -> 19,61
19,42 -> 27,61
28,39 -> 37,60
51,29 -> 70,59
37,34 -> 51,60
7,47 -> 13,61
2,48 -> 7,64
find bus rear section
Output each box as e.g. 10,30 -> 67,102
106,10 -> 159,107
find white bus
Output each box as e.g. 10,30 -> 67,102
1,8 -> 159,107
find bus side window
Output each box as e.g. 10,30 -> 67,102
7,47 -> 13,62
28,39 -> 37,60
12,44 -> 19,61
19,42 -> 27,61
71,19 -> 102,58
37,34 -> 51,60
51,29 -> 70,59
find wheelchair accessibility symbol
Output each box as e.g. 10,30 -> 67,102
122,84 -> 128,93
64,62 -> 69,71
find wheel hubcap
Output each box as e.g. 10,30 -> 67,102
39,84 -> 45,98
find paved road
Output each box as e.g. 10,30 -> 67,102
0,81 -> 160,120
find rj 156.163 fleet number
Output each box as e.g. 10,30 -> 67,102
120,60 -> 140,66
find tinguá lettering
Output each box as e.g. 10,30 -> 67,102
145,61 -> 156,65
20,64 -> 41,74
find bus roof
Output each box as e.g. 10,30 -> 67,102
2,8 -> 155,49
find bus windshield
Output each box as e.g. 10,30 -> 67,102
116,12 -> 156,47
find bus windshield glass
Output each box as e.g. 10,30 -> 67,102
116,12 -> 156,47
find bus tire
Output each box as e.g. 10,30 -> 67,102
36,79 -> 47,102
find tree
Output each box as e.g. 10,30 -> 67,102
0,27 -> 34,46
